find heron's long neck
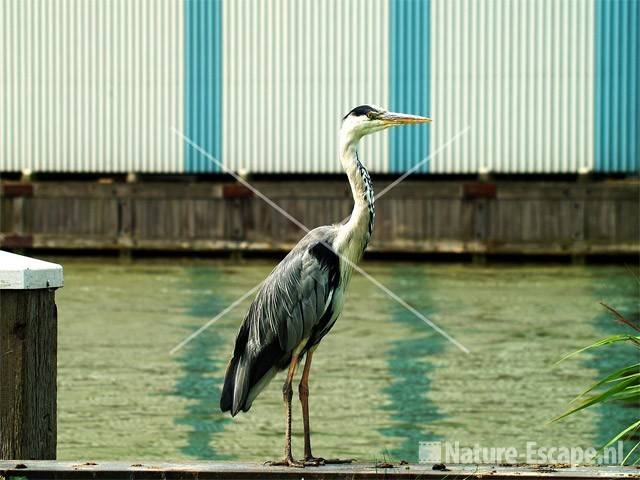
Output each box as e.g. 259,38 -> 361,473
337,132 -> 375,258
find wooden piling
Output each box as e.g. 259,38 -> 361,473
0,251 -> 62,460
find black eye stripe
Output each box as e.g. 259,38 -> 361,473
343,105 -> 379,120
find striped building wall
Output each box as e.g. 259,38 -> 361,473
222,0 -> 390,174
0,0 -> 184,173
431,0 -> 596,174
0,0 -> 637,174
595,0 -> 639,173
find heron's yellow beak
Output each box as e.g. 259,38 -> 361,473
380,111 -> 432,125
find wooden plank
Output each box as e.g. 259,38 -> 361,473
120,182 -> 225,199
0,461 -> 635,480
0,290 -> 57,460
0,198 -> 13,232
1,183 -> 34,198
0,253 -> 61,460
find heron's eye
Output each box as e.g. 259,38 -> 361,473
366,111 -> 378,120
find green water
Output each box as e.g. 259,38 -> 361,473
51,257 -> 638,461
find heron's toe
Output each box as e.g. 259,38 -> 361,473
265,458 -> 305,468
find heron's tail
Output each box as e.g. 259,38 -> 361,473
220,350 -> 282,416
220,354 -> 248,416
220,321 -> 283,416
220,318 -> 252,416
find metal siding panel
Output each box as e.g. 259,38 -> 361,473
430,0 -> 595,174
0,0 -> 184,173
389,0 -> 431,174
184,0 -> 222,173
4,1 -> 634,176
595,0 -> 640,173
222,0 -> 390,174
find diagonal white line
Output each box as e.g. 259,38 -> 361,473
169,283 -> 262,355
170,126 -> 470,354
320,240 -> 470,354
375,125 -> 471,200
174,127 -> 309,233
337,125 -> 471,225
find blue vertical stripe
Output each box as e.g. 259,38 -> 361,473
185,0 -> 222,172
595,0 -> 640,173
389,0 -> 430,174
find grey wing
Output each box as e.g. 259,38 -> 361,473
220,227 -> 339,415
253,244 -> 335,352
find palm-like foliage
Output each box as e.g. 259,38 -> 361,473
554,301 -> 640,465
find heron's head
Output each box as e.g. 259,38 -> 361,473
341,104 -> 431,141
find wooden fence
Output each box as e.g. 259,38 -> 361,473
1,179 -> 638,256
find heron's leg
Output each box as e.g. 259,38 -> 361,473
299,349 -> 355,467
267,355 -> 303,468
299,350 -> 316,461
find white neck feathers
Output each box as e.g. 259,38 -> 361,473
335,127 -> 375,262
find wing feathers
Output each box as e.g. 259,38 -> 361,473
220,227 -> 340,415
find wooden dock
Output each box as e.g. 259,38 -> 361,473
1,179 -> 638,257
0,461 -> 637,479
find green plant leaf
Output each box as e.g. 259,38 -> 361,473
570,364 -> 640,402
556,335 -> 640,364
552,376 -> 638,422
607,371 -> 640,383
556,291 -> 640,465
611,386 -> 640,401
622,440 -> 640,465
602,420 -> 640,450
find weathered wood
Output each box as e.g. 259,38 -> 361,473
0,290 -> 57,460
0,461 -> 635,480
0,252 -> 62,460
1,180 -> 638,256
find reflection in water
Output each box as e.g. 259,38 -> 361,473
587,270 -> 639,453
380,265 -> 443,461
173,267 -> 231,459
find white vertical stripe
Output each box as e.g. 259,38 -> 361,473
430,0 -> 595,174
223,0 -> 390,174
0,0 -> 184,173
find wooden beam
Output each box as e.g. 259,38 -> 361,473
0,461 -> 635,480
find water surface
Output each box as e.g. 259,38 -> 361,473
52,257 -> 638,461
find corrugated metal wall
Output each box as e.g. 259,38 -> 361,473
0,0 -> 184,173
595,0 -> 639,173
389,0 -> 431,173
185,0 -> 221,173
430,0 -> 595,174
0,0 -> 637,175
223,0 -> 390,174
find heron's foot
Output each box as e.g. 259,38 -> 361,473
304,456 -> 355,465
265,457 -> 305,468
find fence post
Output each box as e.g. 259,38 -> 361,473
0,251 -> 62,460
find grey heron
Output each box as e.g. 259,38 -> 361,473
220,105 -> 431,467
